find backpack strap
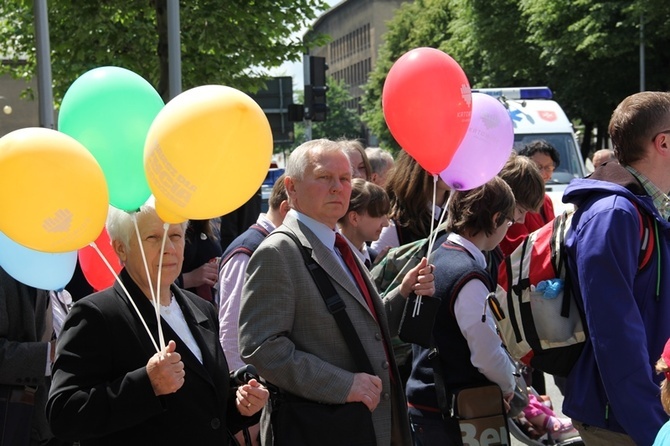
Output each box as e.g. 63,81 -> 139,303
630,201 -> 655,271
504,236 -> 530,344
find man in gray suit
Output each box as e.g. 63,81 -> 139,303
239,139 -> 435,445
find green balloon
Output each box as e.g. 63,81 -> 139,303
59,66 -> 164,211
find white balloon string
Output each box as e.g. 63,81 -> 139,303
426,174 -> 438,256
132,214 -> 165,352
417,175 -> 441,314
432,191 -> 452,247
88,240 -> 159,353
155,223 -> 170,351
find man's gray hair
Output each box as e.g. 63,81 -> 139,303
286,139 -> 350,180
365,147 -> 394,175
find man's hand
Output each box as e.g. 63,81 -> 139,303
400,257 -> 435,298
146,340 -> 185,396
346,373 -> 382,412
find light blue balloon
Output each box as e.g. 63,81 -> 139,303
0,230 -> 77,290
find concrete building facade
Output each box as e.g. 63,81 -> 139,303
0,70 -> 40,137
307,0 -> 406,117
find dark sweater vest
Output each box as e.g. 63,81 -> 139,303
406,241 -> 494,414
219,224 -> 269,270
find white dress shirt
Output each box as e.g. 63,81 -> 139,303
447,232 -> 515,396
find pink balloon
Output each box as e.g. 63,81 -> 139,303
439,93 -> 514,190
383,47 -> 472,174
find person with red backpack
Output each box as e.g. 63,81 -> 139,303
561,91 -> 670,446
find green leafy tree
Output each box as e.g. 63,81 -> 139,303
0,0 -> 328,103
362,0 -> 457,153
362,0 -> 670,158
293,76 -> 363,147
520,0 -> 670,157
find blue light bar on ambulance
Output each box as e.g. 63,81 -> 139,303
471,87 -> 553,100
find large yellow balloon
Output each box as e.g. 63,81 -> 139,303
144,85 -> 273,223
0,128 -> 109,253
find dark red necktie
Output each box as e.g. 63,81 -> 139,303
334,233 -> 394,381
334,233 -> 378,321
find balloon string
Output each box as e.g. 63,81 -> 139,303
156,223 -> 170,351
88,240 -> 160,353
426,175 -> 439,256
132,214 -> 166,352
415,175 -> 441,314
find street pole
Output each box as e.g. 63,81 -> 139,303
640,12 -> 645,92
33,0 -> 54,128
304,119 -> 312,141
167,0 -> 182,99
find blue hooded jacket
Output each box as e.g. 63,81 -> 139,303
562,163 -> 670,446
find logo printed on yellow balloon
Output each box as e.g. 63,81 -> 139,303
146,144 -> 197,208
42,209 -> 73,233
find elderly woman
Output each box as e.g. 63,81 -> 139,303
47,202 -> 268,445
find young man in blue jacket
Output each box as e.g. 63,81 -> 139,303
562,91 -> 670,446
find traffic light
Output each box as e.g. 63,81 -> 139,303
304,55 -> 328,121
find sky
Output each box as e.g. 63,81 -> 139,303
267,0 -> 341,89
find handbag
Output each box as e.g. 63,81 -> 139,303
452,385 -> 510,446
0,385 -> 36,446
398,292 -> 441,348
272,393 -> 375,446
430,345 -> 511,446
268,231 -> 377,446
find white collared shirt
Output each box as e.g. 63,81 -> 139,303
446,233 -> 515,396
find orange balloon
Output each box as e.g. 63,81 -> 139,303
0,128 -> 109,252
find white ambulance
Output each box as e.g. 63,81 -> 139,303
473,87 -> 586,216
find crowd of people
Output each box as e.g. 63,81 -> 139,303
2,90 -> 670,446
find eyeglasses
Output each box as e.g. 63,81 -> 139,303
652,129 -> 670,142
505,216 -> 515,227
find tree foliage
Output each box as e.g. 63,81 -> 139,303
362,0 -> 670,157
293,76 -> 363,147
0,0 -> 328,103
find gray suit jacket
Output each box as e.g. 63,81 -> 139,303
239,214 -> 411,446
0,266 -> 53,445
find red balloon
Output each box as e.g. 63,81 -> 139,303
78,227 -> 122,291
383,47 -> 472,174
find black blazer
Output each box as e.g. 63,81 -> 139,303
47,269 -> 251,445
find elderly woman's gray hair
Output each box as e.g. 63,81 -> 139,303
106,200 -> 187,249
365,147 -> 394,176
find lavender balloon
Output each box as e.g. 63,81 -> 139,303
439,93 -> 514,190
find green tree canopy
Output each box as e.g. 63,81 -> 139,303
362,0 -> 670,157
293,76 -> 363,147
0,0 -> 328,103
